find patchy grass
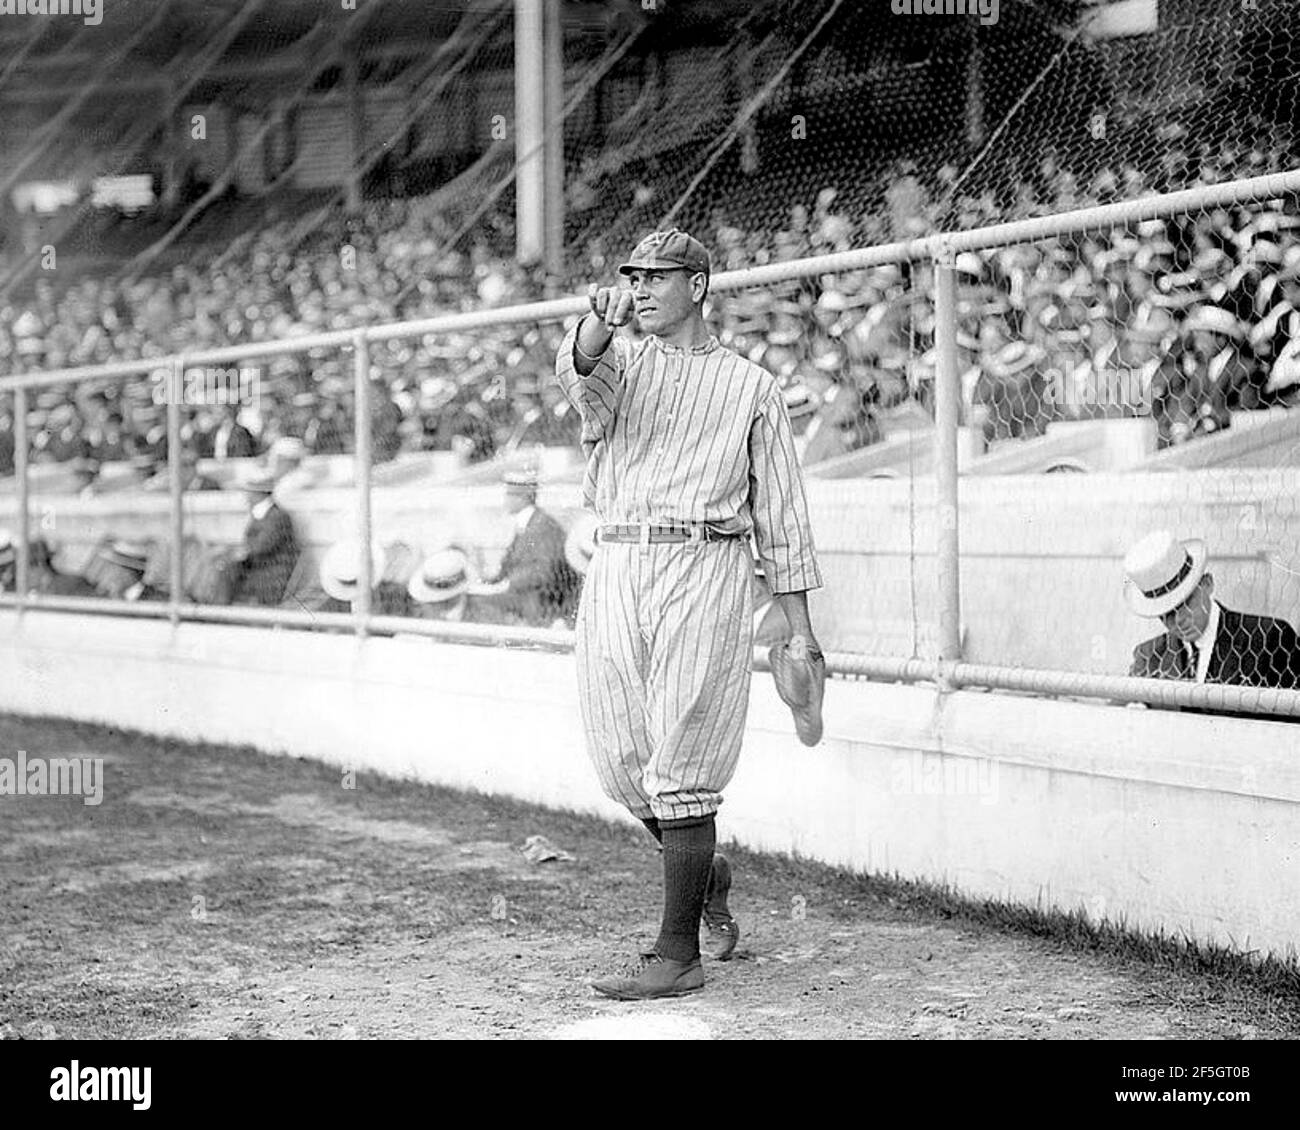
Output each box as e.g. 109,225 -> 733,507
1,711 -> 1296,1040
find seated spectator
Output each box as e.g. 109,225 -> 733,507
208,404 -> 258,460
180,447 -> 223,492
131,451 -> 163,484
1124,530 -> 1300,722
0,530 -> 14,590
407,547 -> 477,622
304,398 -> 349,455
69,456 -> 102,499
225,473 -> 298,606
139,447 -> 221,493
369,378 -> 405,463
447,401 -> 496,465
126,404 -> 169,465
0,410 -> 14,476
35,404 -> 89,464
468,469 -> 581,627
84,407 -> 130,464
265,436 -> 308,486
92,541 -> 164,602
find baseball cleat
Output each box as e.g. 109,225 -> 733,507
590,951 -> 705,1001
702,853 -> 740,961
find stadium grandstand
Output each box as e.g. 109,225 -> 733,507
2,0 -> 1300,478
0,0 -> 1297,651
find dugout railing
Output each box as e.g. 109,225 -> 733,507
4,169 -> 1300,720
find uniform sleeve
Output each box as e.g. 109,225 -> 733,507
748,381 -> 822,594
554,315 -> 630,453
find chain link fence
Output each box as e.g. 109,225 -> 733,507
4,169 -> 1300,720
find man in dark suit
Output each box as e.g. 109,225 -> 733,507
227,473 -> 298,606
1124,530 -> 1300,723
469,469 -> 580,627
209,405 -> 258,460
1,408 -> 17,477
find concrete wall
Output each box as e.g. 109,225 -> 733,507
1,609 -> 1297,962
3,469 -> 1299,672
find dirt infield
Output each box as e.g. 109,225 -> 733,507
1,714 -> 1296,1041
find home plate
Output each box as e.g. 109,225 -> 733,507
549,1013 -> 714,1040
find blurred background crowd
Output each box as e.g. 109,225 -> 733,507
3,127 -> 1300,487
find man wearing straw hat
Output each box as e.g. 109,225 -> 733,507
470,468 -> 580,628
226,472 -> 298,607
556,228 -> 824,1000
1123,531 -> 1300,721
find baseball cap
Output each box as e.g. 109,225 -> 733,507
618,229 -> 710,278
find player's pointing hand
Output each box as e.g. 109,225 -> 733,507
588,284 -> 634,329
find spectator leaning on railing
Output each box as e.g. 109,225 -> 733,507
1123,530 -> 1300,724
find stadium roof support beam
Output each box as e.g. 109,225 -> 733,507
543,0 -> 564,288
514,0 -> 562,278
343,43 -> 364,215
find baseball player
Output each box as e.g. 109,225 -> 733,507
554,229 -> 823,1000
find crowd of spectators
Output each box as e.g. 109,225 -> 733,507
3,124 -> 1300,481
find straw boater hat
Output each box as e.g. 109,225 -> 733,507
1182,305 -> 1246,341
782,382 -> 819,421
319,539 -> 384,603
407,547 -> 470,605
240,470 -> 277,495
100,540 -> 151,574
564,513 -> 600,576
503,467 -> 540,497
1122,531 -> 1208,618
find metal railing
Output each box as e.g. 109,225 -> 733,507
4,167 -> 1300,717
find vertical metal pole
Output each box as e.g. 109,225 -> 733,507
14,385 -> 29,608
933,257 -> 963,680
514,0 -> 545,265
352,334 -> 372,637
542,0 -> 564,288
167,358 -> 185,626
161,78 -> 180,210
344,43 -> 364,215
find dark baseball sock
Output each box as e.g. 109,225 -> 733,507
640,816 -> 663,843
653,814 -> 716,963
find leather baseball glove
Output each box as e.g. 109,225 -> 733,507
768,634 -> 826,747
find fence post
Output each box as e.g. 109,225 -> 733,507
14,385 -> 29,609
167,357 -> 185,627
932,254 -> 963,689
352,333 -> 372,637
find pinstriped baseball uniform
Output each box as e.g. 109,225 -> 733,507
555,318 -> 822,822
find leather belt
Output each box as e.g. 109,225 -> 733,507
597,522 -> 740,545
